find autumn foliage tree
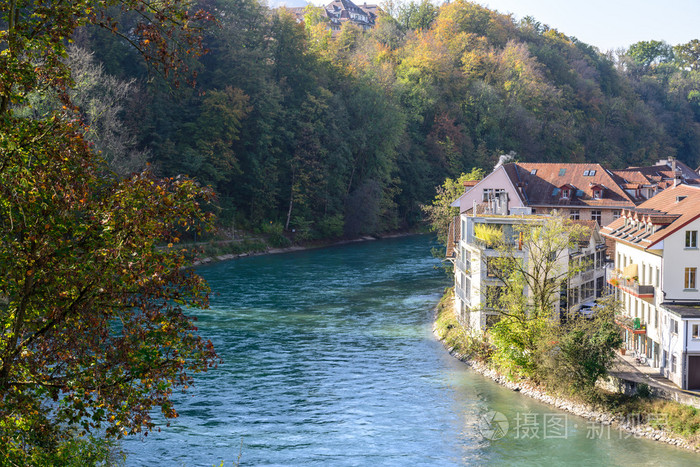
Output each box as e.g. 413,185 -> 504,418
1,0 -> 218,462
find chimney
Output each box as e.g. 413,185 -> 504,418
671,157 -> 680,187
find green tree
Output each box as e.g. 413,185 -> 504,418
396,0 -> 438,32
422,168 -> 484,246
538,295 -> 623,397
1,0 -> 218,461
674,39 -> 700,71
486,217 -> 588,376
627,40 -> 674,69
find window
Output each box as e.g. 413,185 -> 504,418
671,319 -> 679,335
583,170 -> 590,176
569,210 -> 580,220
655,308 -> 658,328
589,170 -> 596,176
531,169 -> 537,175
486,257 -> 499,278
593,189 -> 602,199
568,286 -> 579,305
672,355 -> 677,374
685,267 -> 697,289
692,324 -> 700,340
559,168 -> 566,176
591,210 -> 602,224
613,210 -> 621,220
482,188 -> 506,202
486,286 -> 504,308
686,230 -> 698,248
561,188 -> 571,199
656,267 -> 660,287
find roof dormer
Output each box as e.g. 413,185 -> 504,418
559,183 -> 575,200
590,183 -> 605,199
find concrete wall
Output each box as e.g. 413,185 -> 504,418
598,375 -> 700,410
660,217 -> 700,301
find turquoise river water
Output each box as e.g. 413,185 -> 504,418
124,235 -> 698,466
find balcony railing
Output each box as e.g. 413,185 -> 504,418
607,269 -> 655,300
455,258 -> 468,273
616,315 -> 647,334
454,284 -> 469,304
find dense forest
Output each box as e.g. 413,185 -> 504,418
76,0 -> 700,239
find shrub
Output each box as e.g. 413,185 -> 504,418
262,222 -> 291,248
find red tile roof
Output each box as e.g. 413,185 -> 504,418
505,162 -> 638,208
601,185 -> 700,249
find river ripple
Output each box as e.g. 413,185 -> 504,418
124,235 -> 698,466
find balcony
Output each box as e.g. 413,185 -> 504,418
606,268 -> 655,301
616,315 -> 647,335
455,258 -> 468,273
454,284 -> 469,304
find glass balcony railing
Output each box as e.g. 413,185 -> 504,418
455,258 -> 468,273
454,284 -> 469,304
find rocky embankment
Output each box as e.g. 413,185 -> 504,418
437,329 -> 698,452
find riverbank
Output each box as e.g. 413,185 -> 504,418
433,288 -> 700,453
189,230 -> 424,266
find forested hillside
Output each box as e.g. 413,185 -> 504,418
76,0 -> 700,239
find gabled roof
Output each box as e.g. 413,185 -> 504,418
601,185 -> 700,250
506,162 -> 638,207
612,159 -> 700,185
325,0 -> 376,25
452,164 -> 526,209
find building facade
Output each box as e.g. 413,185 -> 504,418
452,200 -> 607,332
452,159 -> 700,231
287,1 -> 378,32
602,185 -> 700,390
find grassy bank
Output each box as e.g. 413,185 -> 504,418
183,229 -> 425,266
435,288 -> 700,450
433,288 -> 490,362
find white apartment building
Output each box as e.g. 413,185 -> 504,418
601,185 -> 700,390
451,194 -> 607,332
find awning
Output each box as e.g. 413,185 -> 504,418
623,263 -> 638,278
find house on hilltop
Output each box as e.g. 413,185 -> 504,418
326,0 -> 377,31
284,0 -> 378,32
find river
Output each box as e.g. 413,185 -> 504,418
124,235 -> 697,465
